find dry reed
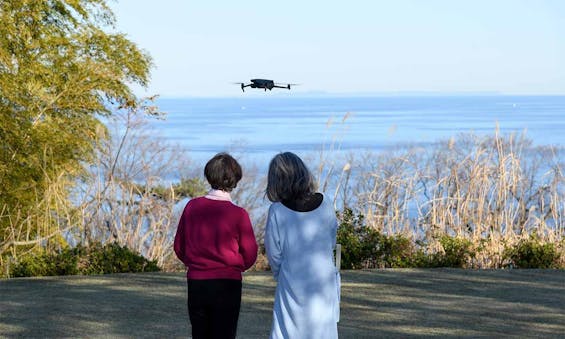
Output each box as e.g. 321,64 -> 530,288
345,130 -> 564,268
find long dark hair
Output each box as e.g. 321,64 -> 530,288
266,152 -> 316,202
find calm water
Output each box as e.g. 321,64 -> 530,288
148,95 -> 565,164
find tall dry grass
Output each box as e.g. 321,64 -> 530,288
2,106 -> 563,273
348,129 -> 564,268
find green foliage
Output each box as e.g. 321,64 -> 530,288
378,234 -> 415,268
441,236 -> 474,267
337,208 -> 415,268
336,209 -> 565,270
420,236 -> 474,268
336,208 -> 373,269
10,252 -> 57,278
0,0 -> 152,256
505,235 -> 559,269
10,243 -> 160,277
81,243 -> 160,275
174,177 -> 208,199
136,177 -> 208,201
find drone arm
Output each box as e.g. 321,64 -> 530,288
241,83 -> 253,92
272,84 -> 292,90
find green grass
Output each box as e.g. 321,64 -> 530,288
1,269 -> 564,338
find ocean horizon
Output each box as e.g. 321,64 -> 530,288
143,95 -> 565,166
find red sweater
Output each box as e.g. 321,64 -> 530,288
174,197 -> 258,280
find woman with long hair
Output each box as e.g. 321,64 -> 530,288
264,152 -> 340,339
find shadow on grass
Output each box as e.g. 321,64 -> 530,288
0,269 -> 564,338
337,269 -> 565,338
0,273 -> 189,338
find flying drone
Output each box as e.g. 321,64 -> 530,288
235,79 -> 297,92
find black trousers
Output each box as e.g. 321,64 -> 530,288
187,279 -> 242,339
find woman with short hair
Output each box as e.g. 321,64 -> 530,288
265,152 -> 340,339
174,152 -> 258,339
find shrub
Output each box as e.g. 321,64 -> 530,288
10,252 -> 55,277
53,248 -> 80,275
437,236 -> 473,268
337,208 -> 377,269
505,236 -> 559,269
10,242 -> 160,277
378,234 -> 415,268
336,209 -> 415,268
414,236 -> 474,268
83,242 -> 159,274
335,209 -> 563,270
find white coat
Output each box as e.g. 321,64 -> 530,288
265,195 -> 340,339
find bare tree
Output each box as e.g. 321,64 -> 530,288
71,101 -> 196,269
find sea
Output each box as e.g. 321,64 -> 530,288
146,95 -> 565,167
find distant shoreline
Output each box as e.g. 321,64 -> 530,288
154,93 -> 565,100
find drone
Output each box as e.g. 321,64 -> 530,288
235,79 -> 296,92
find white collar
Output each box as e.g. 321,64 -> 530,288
204,189 -> 232,201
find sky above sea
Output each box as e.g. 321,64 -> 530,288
110,1 -> 565,97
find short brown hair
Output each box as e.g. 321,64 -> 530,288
204,152 -> 242,192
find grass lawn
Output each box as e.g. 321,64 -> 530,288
1,269 -> 564,338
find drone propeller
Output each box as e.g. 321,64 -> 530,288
231,82 -> 245,92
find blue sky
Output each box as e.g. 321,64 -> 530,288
110,0 -> 565,97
